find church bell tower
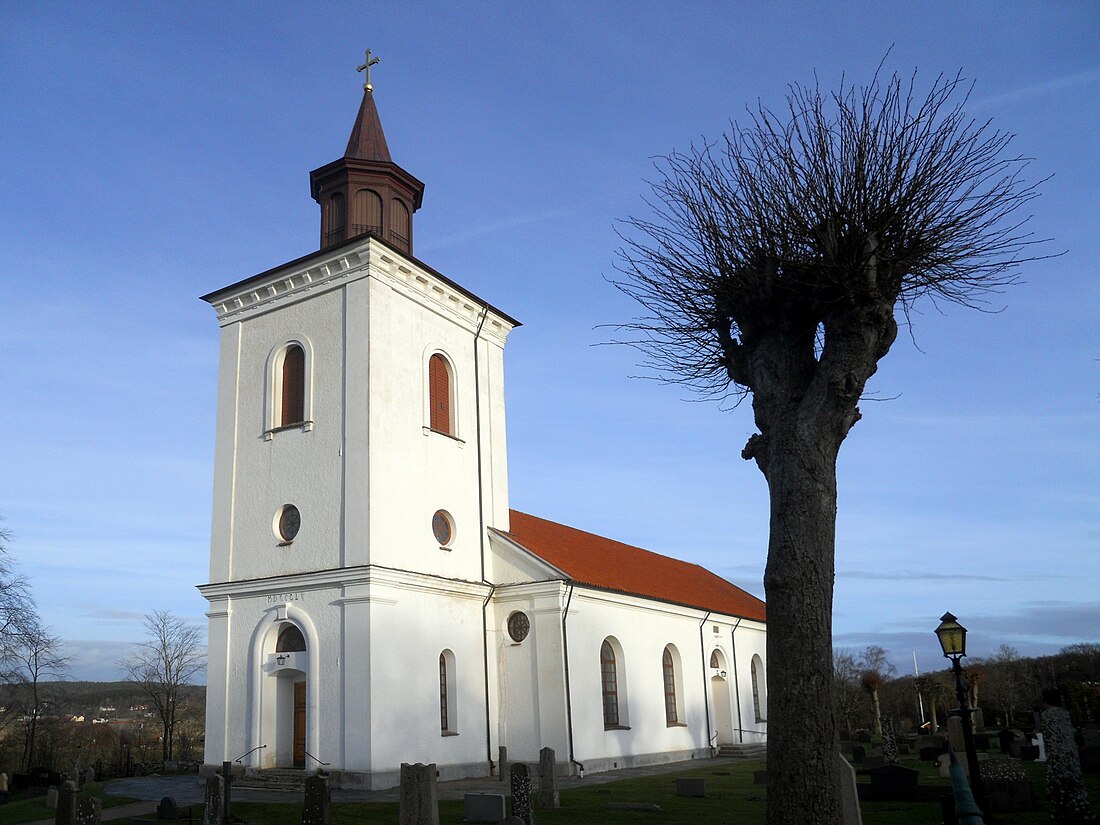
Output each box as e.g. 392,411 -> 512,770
309,49 -> 425,254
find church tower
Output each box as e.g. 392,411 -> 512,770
199,55 -> 517,783
308,51 -> 424,254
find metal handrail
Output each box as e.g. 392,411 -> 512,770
233,744 -> 266,764
303,750 -> 331,768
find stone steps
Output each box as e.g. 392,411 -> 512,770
717,742 -> 767,760
235,768 -> 313,792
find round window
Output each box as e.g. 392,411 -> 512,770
432,510 -> 454,546
277,504 -> 301,542
507,611 -> 531,643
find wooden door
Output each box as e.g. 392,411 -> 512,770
293,682 -> 306,768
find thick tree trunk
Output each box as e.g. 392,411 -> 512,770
763,436 -> 841,825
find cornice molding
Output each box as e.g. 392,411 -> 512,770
204,237 -> 514,346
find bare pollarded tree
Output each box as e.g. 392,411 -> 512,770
614,67 -> 1049,825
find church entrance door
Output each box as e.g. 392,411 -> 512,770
711,674 -> 734,746
293,681 -> 306,768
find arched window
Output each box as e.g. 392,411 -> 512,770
663,646 -> 680,725
428,353 -> 453,435
709,650 -> 720,670
439,650 -> 457,734
276,623 -> 306,653
751,655 -> 766,722
601,640 -> 620,728
353,188 -> 383,237
324,192 -> 346,247
391,199 -> 410,251
280,344 -> 305,426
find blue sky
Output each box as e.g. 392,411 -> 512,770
1,2 -> 1097,681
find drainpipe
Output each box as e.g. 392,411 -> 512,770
698,611 -> 712,754
471,306 -> 495,771
561,583 -> 583,776
729,618 -> 743,743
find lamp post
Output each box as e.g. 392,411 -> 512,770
935,612 -> 987,817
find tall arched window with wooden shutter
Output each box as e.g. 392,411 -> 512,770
601,639 -> 619,728
280,344 -> 306,427
353,188 -> 383,238
428,354 -> 453,435
324,192 -> 346,248
662,645 -> 679,725
391,199 -> 410,252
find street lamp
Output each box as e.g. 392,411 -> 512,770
935,612 -> 986,818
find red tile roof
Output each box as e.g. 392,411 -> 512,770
504,510 -> 766,622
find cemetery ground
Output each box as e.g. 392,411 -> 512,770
3,756 -> 1095,824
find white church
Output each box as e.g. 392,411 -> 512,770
198,64 -> 767,790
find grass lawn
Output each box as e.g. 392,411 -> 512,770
0,782 -> 139,825
1,758 -> 1094,824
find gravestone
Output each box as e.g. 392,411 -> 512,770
867,763 -> 919,801
1041,705 -> 1097,823
399,762 -> 438,825
157,796 -> 179,820
202,773 -> 223,825
75,794 -> 100,825
945,716 -> 966,755
463,793 -> 506,822
1032,732 -> 1047,762
302,774 -> 330,825
46,785 -> 59,809
675,778 -> 706,797
937,754 -> 952,779
998,729 -> 1018,753
920,747 -> 942,762
56,780 -> 78,825
881,716 -> 898,764
510,763 -> 534,825
835,752 -> 863,825
971,708 -> 985,731
1080,746 -> 1100,774
84,768 -> 96,787
537,747 -> 558,808
498,746 -> 509,784
851,744 -> 866,763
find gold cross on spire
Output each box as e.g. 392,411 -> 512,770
357,48 -> 380,93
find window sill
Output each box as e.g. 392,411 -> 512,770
604,725 -> 631,731
666,721 -> 688,728
441,730 -> 459,737
422,426 -> 465,445
264,421 -> 315,440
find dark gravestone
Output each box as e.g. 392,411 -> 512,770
537,747 -> 558,809
463,793 -> 506,822
203,774 -> 223,825
399,763 -> 438,825
157,797 -> 179,820
675,778 -> 706,797
1080,746 -> 1100,773
866,763 -> 920,801
863,755 -> 887,769
498,746 -> 509,784
1018,745 -> 1040,761
509,763 -> 534,825
851,745 -> 866,763
998,729 -> 1018,753
920,747 -> 943,762
302,774 -> 330,825
56,780 -> 78,825
74,795 -> 100,825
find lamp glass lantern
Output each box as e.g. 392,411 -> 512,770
935,612 -> 967,658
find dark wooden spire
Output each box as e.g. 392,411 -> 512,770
310,77 -> 424,254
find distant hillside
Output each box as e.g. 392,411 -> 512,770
38,681 -> 205,719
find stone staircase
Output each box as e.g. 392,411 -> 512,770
717,742 -> 767,760
234,768 -> 313,792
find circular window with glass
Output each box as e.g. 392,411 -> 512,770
432,510 -> 454,547
276,504 -> 301,543
507,611 -> 531,643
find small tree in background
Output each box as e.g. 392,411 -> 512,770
614,62 -> 1048,824
121,611 -> 204,762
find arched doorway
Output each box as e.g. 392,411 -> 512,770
268,622 -> 307,768
709,649 -> 734,746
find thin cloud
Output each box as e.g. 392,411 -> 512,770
973,67 -> 1100,109
840,570 -> 1010,582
